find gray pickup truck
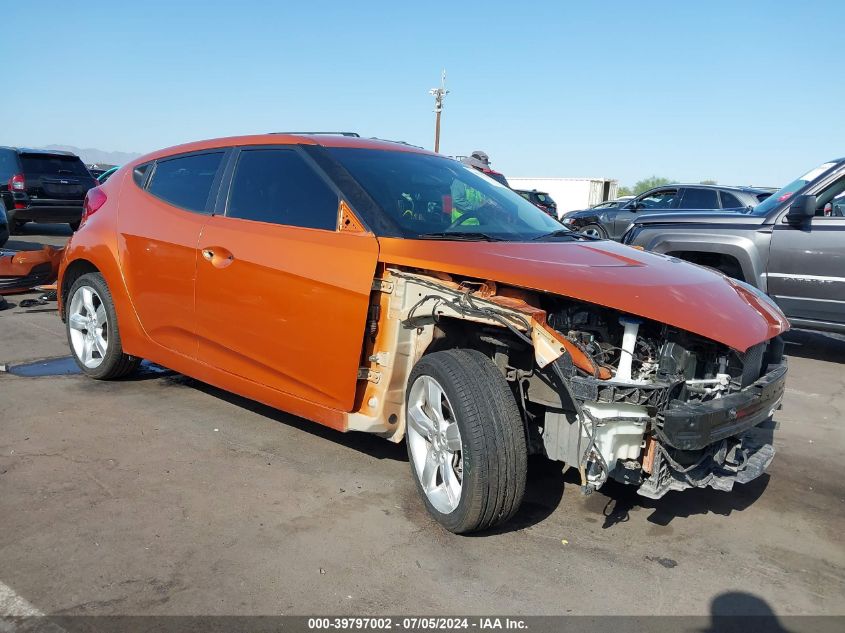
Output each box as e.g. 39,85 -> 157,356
622,158 -> 845,334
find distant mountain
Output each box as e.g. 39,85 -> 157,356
42,145 -> 142,166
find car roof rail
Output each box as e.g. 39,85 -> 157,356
269,131 -> 360,137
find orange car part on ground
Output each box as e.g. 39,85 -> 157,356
0,246 -> 64,295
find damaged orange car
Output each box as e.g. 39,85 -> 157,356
57,134 -> 789,533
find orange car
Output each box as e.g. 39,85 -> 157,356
57,133 -> 789,533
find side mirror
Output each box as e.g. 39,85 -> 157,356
785,194 -> 816,225
628,201 -> 642,212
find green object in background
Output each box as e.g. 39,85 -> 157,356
97,166 -> 119,183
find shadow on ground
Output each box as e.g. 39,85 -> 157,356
783,329 -> 845,363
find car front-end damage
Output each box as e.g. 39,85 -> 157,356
349,267 -> 787,499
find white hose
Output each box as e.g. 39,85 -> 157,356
616,317 -> 641,381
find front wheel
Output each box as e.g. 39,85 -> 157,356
578,223 -> 607,239
405,349 -> 527,533
66,272 -> 141,379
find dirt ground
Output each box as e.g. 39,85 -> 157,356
1,225 -> 843,617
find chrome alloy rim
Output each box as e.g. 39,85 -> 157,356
580,226 -> 603,238
407,375 -> 464,514
68,285 -> 109,369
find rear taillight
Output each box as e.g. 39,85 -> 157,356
80,187 -> 107,228
9,173 -> 25,191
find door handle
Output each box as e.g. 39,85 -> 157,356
200,247 -> 234,268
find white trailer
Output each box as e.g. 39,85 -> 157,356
509,178 -> 618,219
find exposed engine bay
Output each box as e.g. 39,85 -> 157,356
353,269 -> 787,501
539,297 -> 784,498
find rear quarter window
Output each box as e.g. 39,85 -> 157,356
147,152 -> 224,213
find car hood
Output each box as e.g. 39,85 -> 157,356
377,237 -> 788,352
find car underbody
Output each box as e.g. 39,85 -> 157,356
351,267 -> 786,498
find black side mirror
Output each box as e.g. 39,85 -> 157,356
628,201 -> 642,211
785,194 -> 816,225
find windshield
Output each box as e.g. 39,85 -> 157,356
20,154 -> 91,179
328,148 -> 566,240
750,161 -> 837,216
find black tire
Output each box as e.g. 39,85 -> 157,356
405,349 -> 527,534
69,221 -> 80,232
578,223 -> 607,239
66,272 -> 141,380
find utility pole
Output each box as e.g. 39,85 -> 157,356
429,70 -> 448,153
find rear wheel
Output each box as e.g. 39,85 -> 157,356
66,272 -> 141,379
69,221 -> 80,232
405,349 -> 527,534
578,223 -> 607,239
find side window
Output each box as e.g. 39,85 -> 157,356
638,189 -> 678,209
133,163 -> 152,188
0,151 -> 18,182
226,149 -> 338,230
678,188 -> 719,209
148,152 -> 224,213
814,174 -> 845,218
720,191 -> 744,209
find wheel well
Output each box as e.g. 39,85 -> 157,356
60,259 -> 100,319
667,251 -> 745,281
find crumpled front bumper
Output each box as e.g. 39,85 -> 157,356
637,361 -> 786,500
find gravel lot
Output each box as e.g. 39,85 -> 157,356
1,225 -> 843,618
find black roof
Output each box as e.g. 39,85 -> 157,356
0,146 -> 78,157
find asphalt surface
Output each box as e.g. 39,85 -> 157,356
1,225 -> 843,618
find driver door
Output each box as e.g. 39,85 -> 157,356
767,172 -> 845,327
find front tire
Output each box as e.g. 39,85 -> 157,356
578,223 -> 607,239
405,349 -> 527,534
66,272 -> 141,379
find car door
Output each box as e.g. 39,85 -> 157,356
118,149 -> 228,357
194,146 -> 379,412
767,172 -> 845,327
612,188 -> 679,238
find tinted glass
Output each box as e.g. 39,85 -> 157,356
677,188 -> 718,209
0,150 -> 18,181
148,152 -> 223,213
327,148 -> 564,241
20,154 -> 90,178
227,149 -> 338,230
720,191 -> 744,208
637,190 -> 678,209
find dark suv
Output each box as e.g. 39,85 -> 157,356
0,147 -> 97,234
561,184 -> 773,240
515,189 -> 557,217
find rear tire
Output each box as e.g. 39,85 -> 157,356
69,221 -> 80,232
405,349 -> 527,534
66,272 -> 141,380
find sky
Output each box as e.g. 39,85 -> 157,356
2,0 -> 843,188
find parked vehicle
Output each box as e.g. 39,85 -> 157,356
508,177 -> 618,218
515,189 -> 557,217
58,133 -> 789,533
623,159 -> 845,334
0,147 -> 97,232
563,184 -> 774,240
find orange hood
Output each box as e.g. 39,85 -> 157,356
377,238 -> 788,352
